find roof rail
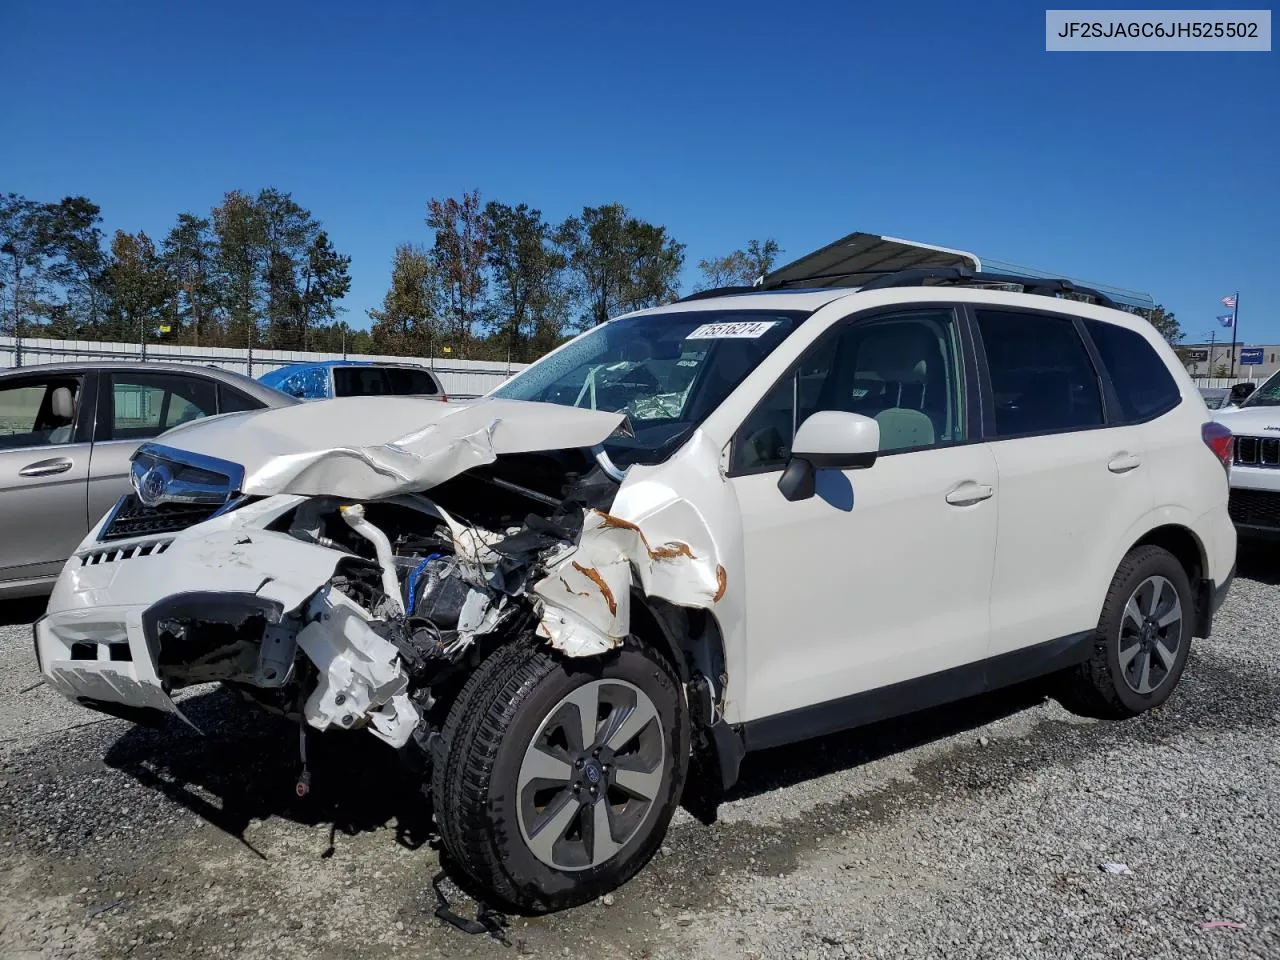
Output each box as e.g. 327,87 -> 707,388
858,267 -> 1122,310
677,285 -> 762,302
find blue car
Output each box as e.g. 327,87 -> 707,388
259,360 -> 446,401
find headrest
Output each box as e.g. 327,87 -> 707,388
857,328 -> 932,383
50,386 -> 75,420
874,407 -> 935,451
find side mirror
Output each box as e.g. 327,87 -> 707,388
777,411 -> 879,502
1230,382 -> 1256,401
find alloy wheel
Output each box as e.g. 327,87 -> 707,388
515,679 -> 665,871
1118,574 -> 1184,695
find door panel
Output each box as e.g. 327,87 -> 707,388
727,306 -> 997,723
0,374 -> 92,581
986,428 -> 1152,656
973,307 -> 1155,658
87,439 -> 143,529
733,444 -> 999,721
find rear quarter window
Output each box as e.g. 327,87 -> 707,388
1084,319 -> 1181,423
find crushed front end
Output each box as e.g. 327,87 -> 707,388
36,428 -> 728,767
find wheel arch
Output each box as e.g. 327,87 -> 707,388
626,591 -> 745,796
1120,520 -> 1213,637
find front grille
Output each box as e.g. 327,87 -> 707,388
99,495 -> 219,542
1228,488 -> 1280,530
1235,436 -> 1280,468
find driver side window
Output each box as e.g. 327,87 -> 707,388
731,308 -> 966,472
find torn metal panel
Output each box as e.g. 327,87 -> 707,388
532,430 -> 742,661
155,396 -> 628,499
296,588 -> 420,748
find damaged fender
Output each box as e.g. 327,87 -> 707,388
531,430 -> 741,670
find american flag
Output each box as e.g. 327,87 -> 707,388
1221,294 -> 1237,308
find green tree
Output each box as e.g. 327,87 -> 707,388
105,230 -> 173,352
558,204 -> 685,327
695,238 -> 781,291
368,243 -> 441,356
426,190 -> 489,355
0,194 -> 52,344
298,231 -> 351,349
212,190 -> 267,351
162,213 -> 219,345
1138,304 -> 1182,345
44,197 -> 107,332
483,201 -> 567,361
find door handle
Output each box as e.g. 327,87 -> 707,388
19,457 -> 74,478
1107,453 -> 1142,474
945,481 -> 994,506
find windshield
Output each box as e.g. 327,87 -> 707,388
1240,371 -> 1280,408
492,308 -> 809,466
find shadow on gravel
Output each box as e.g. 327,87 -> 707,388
0,596 -> 47,627
102,686 -> 435,858
724,681 -> 1051,804
1237,544 -> 1280,585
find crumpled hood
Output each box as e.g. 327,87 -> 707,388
1213,405 -> 1280,436
156,396 -> 627,499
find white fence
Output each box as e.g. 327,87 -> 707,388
0,336 -> 527,398
1191,375 -> 1269,389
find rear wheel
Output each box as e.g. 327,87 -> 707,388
1058,545 -> 1193,719
432,638 -> 688,912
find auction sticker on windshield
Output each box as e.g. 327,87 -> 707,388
686,320 -> 778,339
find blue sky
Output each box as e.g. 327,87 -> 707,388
2,0 -> 1277,344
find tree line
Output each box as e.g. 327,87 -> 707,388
1,190 -> 353,354
368,190 -> 781,361
2,187 -> 783,363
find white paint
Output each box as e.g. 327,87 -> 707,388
36,282 -> 1238,753
157,396 -> 627,499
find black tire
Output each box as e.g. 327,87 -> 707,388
1057,545 -> 1194,719
431,636 -> 688,913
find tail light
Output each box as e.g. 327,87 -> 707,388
1202,421 -> 1233,476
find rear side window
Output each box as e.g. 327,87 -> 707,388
219,385 -> 263,413
1084,320 -> 1181,423
975,309 -> 1103,438
333,366 -> 438,397
107,373 -> 218,441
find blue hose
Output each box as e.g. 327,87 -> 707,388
405,553 -> 442,614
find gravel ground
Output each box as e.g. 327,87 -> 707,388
1,550 -> 1278,960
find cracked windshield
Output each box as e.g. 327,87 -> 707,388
1240,370 -> 1280,407
492,309 -> 807,465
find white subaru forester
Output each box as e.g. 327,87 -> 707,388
34,268 -> 1236,913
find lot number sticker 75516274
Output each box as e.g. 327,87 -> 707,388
685,320 -> 778,340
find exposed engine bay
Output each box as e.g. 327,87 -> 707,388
38,439 -> 730,768
175,454 -> 640,750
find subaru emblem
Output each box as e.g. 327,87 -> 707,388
138,464 -> 171,506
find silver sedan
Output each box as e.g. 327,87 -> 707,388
0,361 -> 294,599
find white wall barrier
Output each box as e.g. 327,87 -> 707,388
0,336 -> 527,398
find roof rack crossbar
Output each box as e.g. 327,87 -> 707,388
858,267 -> 1121,310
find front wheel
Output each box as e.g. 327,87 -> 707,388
431,638 -> 688,913
1057,545 -> 1193,719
